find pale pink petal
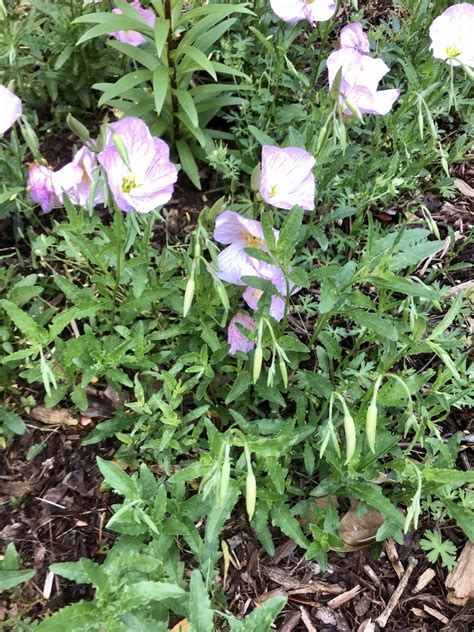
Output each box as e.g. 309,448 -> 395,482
269,0 -> 305,23
228,312 -> 256,355
0,85 -> 22,135
304,0 -> 336,24
260,145 -> 316,211
429,3 -> 474,67
27,163 -> 61,214
339,23 -> 370,54
216,243 -> 262,286
214,210 -> 265,245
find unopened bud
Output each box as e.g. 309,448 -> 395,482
279,358 -> 288,388
111,131 -> 131,170
246,469 -> 256,521
342,403 -> 356,464
20,119 -> 40,160
219,443 -> 231,504
66,114 -> 90,143
250,164 -> 261,192
366,401 -> 378,453
183,274 -> 195,317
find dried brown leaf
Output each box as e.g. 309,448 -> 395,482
339,505 -> 385,551
31,406 -> 78,426
455,178 -> 474,198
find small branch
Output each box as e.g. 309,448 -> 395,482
375,556 -> 418,628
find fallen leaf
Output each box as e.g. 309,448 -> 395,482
339,503 -> 385,551
454,178 -> 474,198
31,406 -> 78,426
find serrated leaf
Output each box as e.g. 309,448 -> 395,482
0,299 -> 46,346
49,562 -> 89,585
271,503 -> 309,549
230,596 -> 287,631
350,310 -> 398,341
36,600 -> 99,631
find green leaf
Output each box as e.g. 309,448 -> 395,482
277,207 -> 304,263
444,500 -> 474,541
122,580 -> 186,605
0,299 -> 46,346
153,65 -> 170,116
350,310 -> 398,342
271,503 -> 310,549
0,569 -> 35,592
108,40 -> 159,71
74,14 -> 153,45
154,18 -> 170,57
49,562 -> 89,585
429,292 -> 463,340
347,482 -> 404,528
225,371 -> 252,404
96,457 -> 140,499
231,596 -> 287,631
425,341 -> 460,380
37,601 -> 99,631
177,44 -> 217,81
175,89 -> 199,128
95,69 -> 152,106
176,139 -> 201,189
248,124 -> 275,146
0,407 -> 26,435
188,570 -> 214,632
80,559 -> 108,594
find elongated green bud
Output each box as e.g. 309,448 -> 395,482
215,280 -> 229,311
253,321 -> 263,384
219,442 -> 231,504
279,358 -> 288,388
183,265 -> 195,317
66,114 -> 90,143
250,164 -> 261,191
246,469 -> 256,521
343,407 -> 356,464
366,401 -> 378,453
19,119 -> 40,160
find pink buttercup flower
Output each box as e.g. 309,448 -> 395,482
243,268 -> 299,322
27,162 -> 61,214
339,23 -> 370,55
53,146 -> 104,208
98,116 -> 177,213
269,0 -> 336,25
259,145 -> 316,211
0,85 -> 22,135
228,312 -> 256,355
429,3 -> 474,68
110,0 -> 155,47
214,210 -> 280,286
327,34 -> 399,116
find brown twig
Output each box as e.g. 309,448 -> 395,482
375,556 -> 418,628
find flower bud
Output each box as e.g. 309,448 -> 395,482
279,358 -> 288,388
246,469 -> 256,521
66,114 -> 90,143
111,131 -> 131,170
366,401 -> 378,453
183,274 -> 195,317
19,119 -> 40,160
342,404 -> 356,464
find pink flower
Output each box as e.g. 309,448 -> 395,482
242,268 -> 298,322
429,3 -> 474,68
53,146 -> 104,208
214,210 -> 279,286
0,85 -> 22,135
27,162 -> 61,214
259,145 -> 316,211
110,0 -> 155,47
98,116 -> 177,213
228,312 -> 256,355
269,0 -> 336,25
327,33 -> 399,116
339,23 -> 370,55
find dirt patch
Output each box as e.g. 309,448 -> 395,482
0,424 -> 117,623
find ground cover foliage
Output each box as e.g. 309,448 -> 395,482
0,0 -> 473,630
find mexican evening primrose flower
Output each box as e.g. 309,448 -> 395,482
0,85 -> 22,135
259,145 -> 316,211
228,312 -> 256,355
429,3 -> 474,68
243,268 -> 299,322
110,0 -> 155,47
27,162 -> 61,214
98,116 -> 178,213
327,24 -> 400,116
213,210 -> 279,286
53,146 -> 104,208
269,0 -> 336,25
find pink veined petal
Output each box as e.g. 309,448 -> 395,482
304,0 -> 337,24
429,3 -> 474,67
228,312 -> 256,355
0,85 -> 22,135
339,23 -> 370,54
27,163 -> 61,214
105,116 -> 156,171
242,285 -> 286,322
356,55 -> 390,92
98,145 -> 134,212
260,145 -> 316,211
214,210 -> 266,245
269,0 -> 306,23
343,85 -> 399,115
216,243 -> 262,286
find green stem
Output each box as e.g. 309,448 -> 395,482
164,0 -> 179,144
111,205 -> 124,330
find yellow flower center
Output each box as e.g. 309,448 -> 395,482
269,184 -> 279,198
305,0 -> 316,4
245,233 -> 264,248
445,44 -> 461,58
121,173 -> 137,194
